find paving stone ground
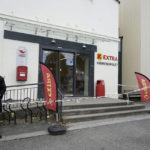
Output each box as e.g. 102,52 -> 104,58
0,99 -> 150,150
1,118 -> 150,150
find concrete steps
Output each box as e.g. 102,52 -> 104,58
63,104 -> 145,116
62,99 -> 150,123
63,101 -> 133,110
63,108 -> 150,123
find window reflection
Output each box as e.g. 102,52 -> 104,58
43,50 -> 58,82
60,53 -> 74,96
76,53 -> 89,96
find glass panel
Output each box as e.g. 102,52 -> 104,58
42,50 -> 58,82
76,53 -> 89,96
60,52 -> 74,96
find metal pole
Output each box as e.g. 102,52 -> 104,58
56,113 -> 59,122
126,93 -> 130,104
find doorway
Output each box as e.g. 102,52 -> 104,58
42,50 -> 89,97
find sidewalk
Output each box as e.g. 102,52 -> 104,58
1,118 -> 150,150
1,99 -> 150,142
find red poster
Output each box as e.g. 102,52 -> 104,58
40,63 -> 57,111
135,72 -> 150,102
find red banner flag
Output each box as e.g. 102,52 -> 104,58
40,63 -> 57,111
135,72 -> 150,102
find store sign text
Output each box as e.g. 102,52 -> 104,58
97,53 -> 118,66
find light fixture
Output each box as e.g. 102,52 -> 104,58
82,44 -> 87,49
51,39 -> 56,44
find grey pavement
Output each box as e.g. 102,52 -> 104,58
1,99 -> 150,149
0,119 -> 51,136
1,118 -> 150,150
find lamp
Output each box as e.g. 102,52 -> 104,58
51,39 -> 56,44
82,44 -> 86,49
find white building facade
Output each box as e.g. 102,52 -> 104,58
0,0 -> 119,98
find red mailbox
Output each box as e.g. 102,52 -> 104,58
17,66 -> 28,81
96,80 -> 105,97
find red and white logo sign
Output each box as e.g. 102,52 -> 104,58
97,53 -> 118,61
17,47 -> 27,57
16,47 -> 27,66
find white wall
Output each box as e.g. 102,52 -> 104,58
1,39 -> 39,86
95,40 -> 118,97
0,0 -> 118,38
0,0 -> 119,97
0,20 -> 5,76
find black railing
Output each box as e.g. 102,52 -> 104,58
1,83 -> 63,124
3,83 -> 44,103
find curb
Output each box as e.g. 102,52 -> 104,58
1,115 -> 150,142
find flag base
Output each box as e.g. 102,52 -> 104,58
48,124 -> 66,135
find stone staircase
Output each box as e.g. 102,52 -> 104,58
62,98 -> 150,123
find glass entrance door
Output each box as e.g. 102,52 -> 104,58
42,50 -> 59,82
42,50 -> 89,97
60,52 -> 74,96
42,50 -> 74,96
76,53 -> 89,96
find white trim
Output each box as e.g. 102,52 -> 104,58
0,13 -> 119,43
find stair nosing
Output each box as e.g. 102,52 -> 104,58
62,104 -> 145,113
62,102 -> 133,108
63,108 -> 150,120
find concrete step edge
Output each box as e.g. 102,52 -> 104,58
62,101 -> 133,109
67,114 -> 150,131
62,104 -> 145,113
63,108 -> 150,120
62,105 -> 145,116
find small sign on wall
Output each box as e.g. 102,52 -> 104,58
16,47 -> 27,66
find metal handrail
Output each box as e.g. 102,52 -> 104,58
6,82 -> 43,88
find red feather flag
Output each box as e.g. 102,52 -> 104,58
135,72 -> 150,102
40,63 -> 57,111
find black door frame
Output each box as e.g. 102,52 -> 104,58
40,44 -> 93,97
4,30 -> 97,97
41,49 -> 75,96
118,36 -> 123,93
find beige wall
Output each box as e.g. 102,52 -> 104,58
119,0 -> 141,91
141,0 -> 150,77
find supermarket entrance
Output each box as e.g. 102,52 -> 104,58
42,50 -> 90,97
